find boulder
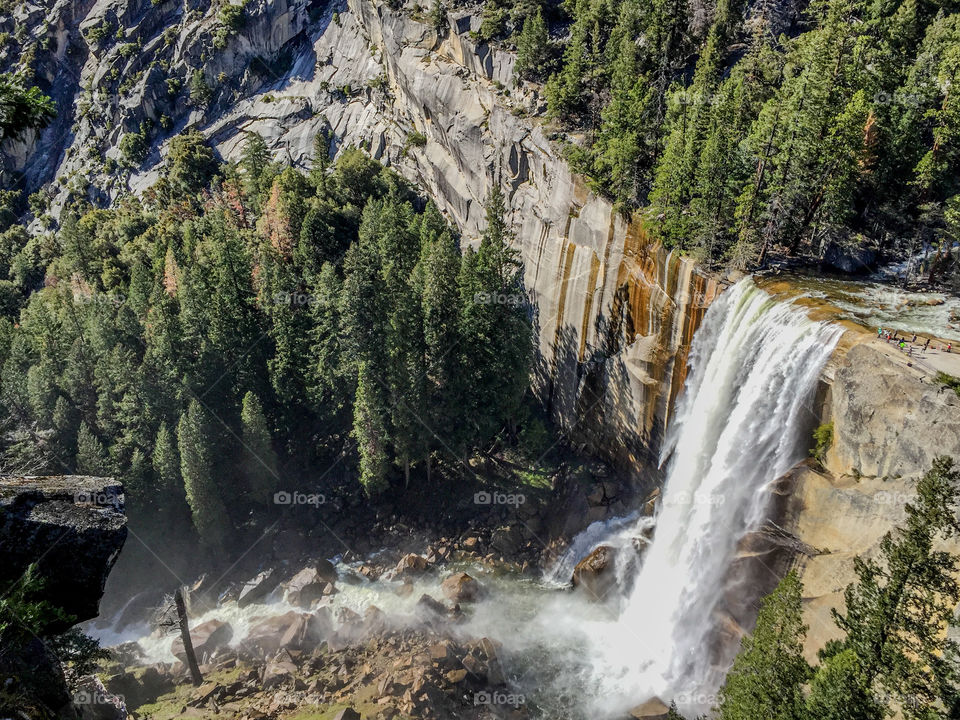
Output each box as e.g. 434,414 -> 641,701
103,666 -> 174,711
491,525 -> 523,556
822,241 -> 876,274
586,482 -> 615,506
332,709 -> 361,720
461,653 -> 485,678
262,658 -> 297,690
362,605 -> 388,635
246,610 -> 331,656
0,476 -> 127,628
440,572 -> 482,603
74,674 -> 127,720
0,636 -> 73,718
358,564 -> 381,581
446,668 -> 468,683
629,698 -> 671,719
284,567 -> 330,608
429,639 -> 457,667
390,553 -> 428,579
171,619 -> 233,663
237,569 -> 280,608
187,681 -> 222,707
571,545 -> 617,601
315,557 -> 338,584
415,593 -> 449,619
280,611 -> 331,652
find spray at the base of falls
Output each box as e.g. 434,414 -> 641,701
528,277 -> 843,716
96,278 -> 842,719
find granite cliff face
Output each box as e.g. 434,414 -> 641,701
777,341 -> 960,659
3,0 -> 722,481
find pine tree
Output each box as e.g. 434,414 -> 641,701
76,421 -> 110,476
342,201 -> 399,493
909,16 -> 960,208
648,0 -> 742,248
590,0 -> 655,206
307,262 -> 350,416
370,195 -> 428,485
177,400 -> 231,551
805,648 -> 885,720
240,132 -> 270,203
353,361 -> 391,495
240,392 -> 279,506
546,11 -> 590,120
189,69 -> 213,108
715,571 -> 811,720
740,0 -> 869,261
516,9 -> 551,80
461,187 -> 531,444
152,421 -> 192,533
419,211 -> 465,462
688,20 -> 781,264
832,456 -> 960,717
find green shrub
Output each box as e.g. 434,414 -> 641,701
189,69 -> 212,107
0,564 -> 72,643
27,190 -> 48,216
218,2 -> 247,31
405,130 -> 427,149
936,371 -> 960,397
47,627 -> 110,679
811,422 -> 834,463
119,125 -> 149,167
85,21 -> 115,46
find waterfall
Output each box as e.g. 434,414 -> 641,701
527,278 -> 842,717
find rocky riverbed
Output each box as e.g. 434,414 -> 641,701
87,524 -> 672,720
77,460 -> 666,720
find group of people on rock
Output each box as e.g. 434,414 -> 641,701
877,327 -> 952,357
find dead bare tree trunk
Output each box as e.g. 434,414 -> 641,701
175,588 -> 203,686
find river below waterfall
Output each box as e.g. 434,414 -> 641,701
92,279 -> 849,718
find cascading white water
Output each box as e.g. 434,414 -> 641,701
513,277 -> 843,717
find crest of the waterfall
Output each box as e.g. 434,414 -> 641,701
559,278 -> 842,717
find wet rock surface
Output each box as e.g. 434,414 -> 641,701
571,545 -> 617,601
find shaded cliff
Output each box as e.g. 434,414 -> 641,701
0,475 -> 127,626
0,475 -> 127,720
